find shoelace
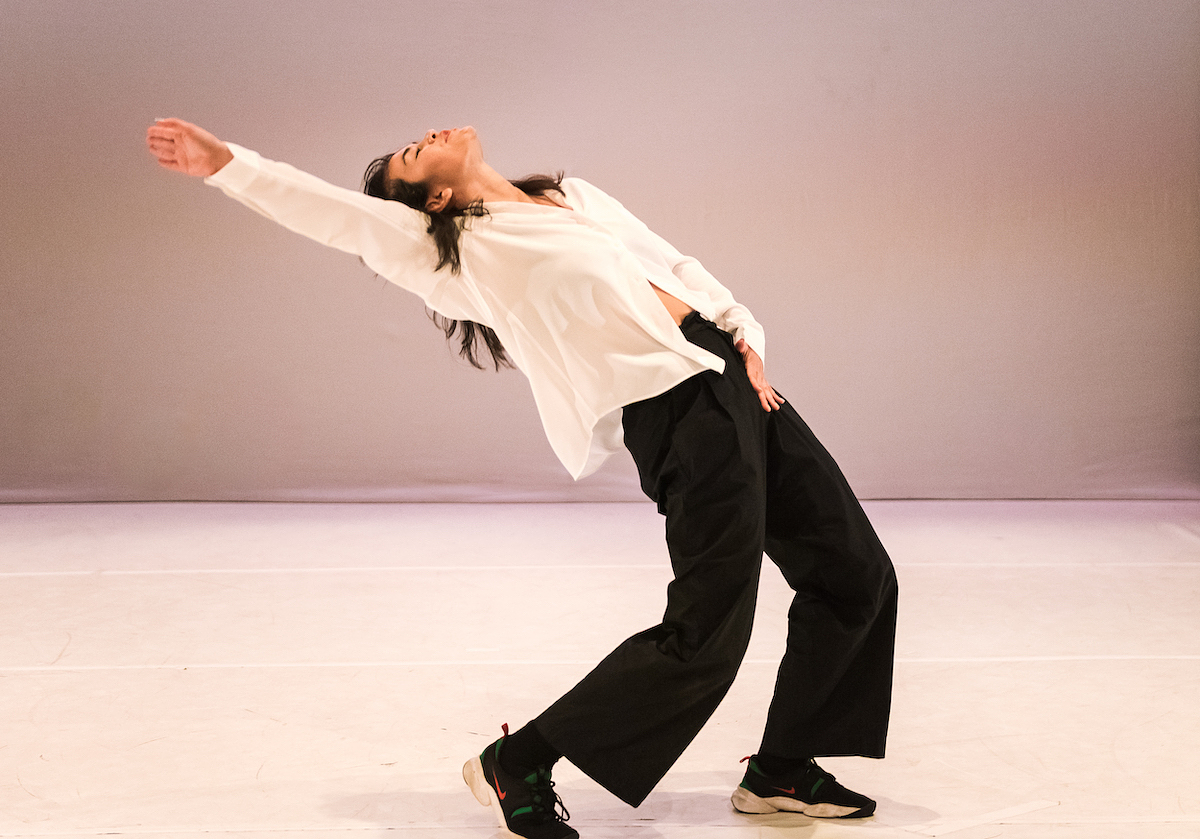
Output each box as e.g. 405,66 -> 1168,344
529,767 -> 571,824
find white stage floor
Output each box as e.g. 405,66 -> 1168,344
2,501 -> 1198,839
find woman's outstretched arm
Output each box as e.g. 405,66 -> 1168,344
144,118 -> 451,306
146,118 -> 234,177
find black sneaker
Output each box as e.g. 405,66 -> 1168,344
731,755 -> 876,819
463,724 -> 578,839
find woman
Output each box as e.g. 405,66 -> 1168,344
147,118 -> 898,839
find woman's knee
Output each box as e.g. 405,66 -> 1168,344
658,575 -> 758,664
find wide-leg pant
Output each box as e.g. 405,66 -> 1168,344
534,313 -> 898,807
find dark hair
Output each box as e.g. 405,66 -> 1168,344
362,152 -> 564,371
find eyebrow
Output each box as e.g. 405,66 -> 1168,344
399,143 -> 418,166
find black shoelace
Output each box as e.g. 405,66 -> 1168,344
529,767 -> 571,824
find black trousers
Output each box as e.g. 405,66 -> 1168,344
534,314 -> 898,807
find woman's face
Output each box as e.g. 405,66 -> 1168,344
387,126 -> 479,191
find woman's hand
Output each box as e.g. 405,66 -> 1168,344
736,338 -> 784,412
146,118 -> 233,177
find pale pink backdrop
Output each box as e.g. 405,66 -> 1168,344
2,0 -> 1197,501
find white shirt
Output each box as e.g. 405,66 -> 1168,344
206,144 -> 766,479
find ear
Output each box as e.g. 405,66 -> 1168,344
425,188 -> 453,213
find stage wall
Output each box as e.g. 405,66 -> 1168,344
2,0 -> 1197,501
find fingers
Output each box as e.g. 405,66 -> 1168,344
747,367 -> 783,412
146,118 -> 185,146
146,123 -> 178,162
146,133 -> 175,155
754,382 -> 784,412
734,337 -> 784,411
754,384 -> 773,412
145,131 -> 181,170
765,386 -> 784,411
147,118 -> 230,177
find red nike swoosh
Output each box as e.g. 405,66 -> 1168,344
773,786 -> 796,794
493,775 -> 506,800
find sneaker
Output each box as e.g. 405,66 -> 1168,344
463,724 -> 578,839
731,755 -> 876,819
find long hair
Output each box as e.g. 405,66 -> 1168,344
362,153 -> 564,371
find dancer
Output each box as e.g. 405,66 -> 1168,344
147,118 -> 898,839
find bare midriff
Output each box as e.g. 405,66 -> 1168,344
651,283 -> 695,325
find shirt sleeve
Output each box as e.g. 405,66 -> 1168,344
643,229 -> 767,361
204,143 -> 445,302
568,179 -> 767,361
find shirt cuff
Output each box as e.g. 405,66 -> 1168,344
719,320 -> 766,363
204,142 -> 262,193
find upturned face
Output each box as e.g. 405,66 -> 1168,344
387,126 -> 480,198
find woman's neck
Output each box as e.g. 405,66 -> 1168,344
457,164 -> 538,207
